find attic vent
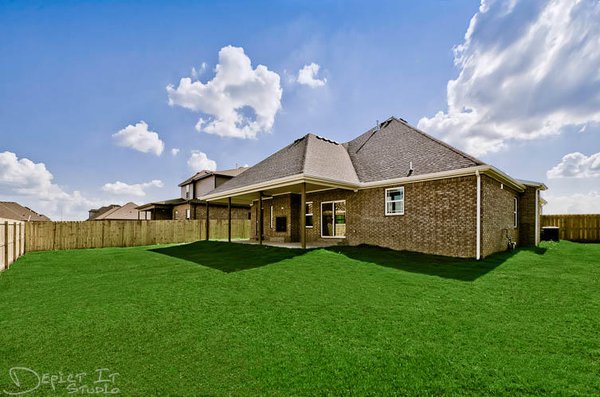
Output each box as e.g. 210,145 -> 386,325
374,120 -> 380,132
314,135 -> 339,145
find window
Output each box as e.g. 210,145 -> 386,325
185,184 -> 190,199
513,198 -> 518,228
321,201 -> 346,238
305,202 -> 313,228
275,216 -> 287,232
385,187 -> 405,215
186,209 -> 191,219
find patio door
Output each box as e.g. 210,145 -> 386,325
321,201 -> 346,238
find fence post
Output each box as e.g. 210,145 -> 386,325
4,221 -> 9,269
13,222 -> 17,264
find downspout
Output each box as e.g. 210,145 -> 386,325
535,188 -> 539,245
476,170 -> 481,260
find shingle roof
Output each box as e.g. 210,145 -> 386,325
93,202 -> 141,220
345,118 -> 484,182
178,167 -> 248,187
0,201 -> 50,221
204,117 -> 487,197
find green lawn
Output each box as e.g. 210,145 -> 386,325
0,241 -> 599,396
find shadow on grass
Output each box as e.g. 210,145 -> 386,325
149,241 -> 307,273
326,244 -> 536,281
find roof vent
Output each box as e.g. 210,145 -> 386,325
374,120 -> 380,132
407,161 -> 414,177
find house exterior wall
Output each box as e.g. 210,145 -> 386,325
481,175 -> 519,257
195,204 -> 251,222
194,177 -> 217,199
251,195 -> 297,242
173,203 -> 193,220
519,186 -> 540,246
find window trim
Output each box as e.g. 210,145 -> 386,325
385,187 -> 405,216
186,208 -> 191,219
270,205 -> 274,229
305,201 -> 313,228
513,197 -> 518,228
320,200 -> 346,239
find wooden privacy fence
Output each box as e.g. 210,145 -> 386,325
542,214 -> 600,242
1,218 -> 25,270
25,219 -> 251,252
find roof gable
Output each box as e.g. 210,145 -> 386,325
345,118 -> 485,182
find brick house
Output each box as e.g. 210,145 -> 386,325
201,117 -> 546,259
137,168 -> 251,221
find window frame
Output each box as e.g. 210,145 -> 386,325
186,208 -> 191,219
320,200 -> 346,239
305,201 -> 314,228
384,187 -> 405,216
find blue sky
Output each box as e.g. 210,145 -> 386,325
1,0 -> 599,219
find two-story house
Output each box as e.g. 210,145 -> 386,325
137,167 -> 250,221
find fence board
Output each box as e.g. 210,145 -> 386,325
1,218 -> 26,271
542,214 -> 600,242
24,219 -> 251,252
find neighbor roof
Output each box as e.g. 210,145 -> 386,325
178,167 -> 248,187
207,117 -> 486,197
93,202 -> 140,220
0,201 -> 50,221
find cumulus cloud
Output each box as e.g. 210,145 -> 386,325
102,180 -> 164,197
297,63 -> 327,87
0,151 -> 99,220
166,46 -> 282,139
547,152 -> 600,178
187,151 -> 217,172
543,191 -> 600,214
171,148 -> 180,156
418,0 -> 600,156
112,121 -> 165,156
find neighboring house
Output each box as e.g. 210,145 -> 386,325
201,117 -> 546,259
90,202 -> 142,221
137,167 -> 251,221
0,201 -> 50,221
88,204 -> 121,220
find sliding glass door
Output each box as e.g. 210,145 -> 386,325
321,201 -> 346,238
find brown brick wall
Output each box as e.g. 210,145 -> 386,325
250,195 -> 297,242
196,204 -> 251,222
346,176 -> 478,257
481,175 -> 519,257
519,186 -> 539,246
173,203 -> 192,220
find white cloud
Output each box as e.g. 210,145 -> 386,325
112,121 -> 165,156
297,63 -> 327,87
543,191 -> 600,214
191,62 -> 207,79
171,148 -> 180,156
187,151 -> 217,172
0,151 -> 99,220
102,180 -> 164,197
418,0 -> 600,156
166,45 -> 282,139
547,152 -> 600,178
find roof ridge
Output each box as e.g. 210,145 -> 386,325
394,118 -> 486,165
301,133 -> 311,174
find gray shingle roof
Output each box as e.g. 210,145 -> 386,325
178,167 -> 248,187
205,117 -> 486,197
346,118 -> 484,182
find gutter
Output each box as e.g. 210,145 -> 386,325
200,165 -> 527,202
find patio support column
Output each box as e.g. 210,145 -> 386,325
205,201 -> 210,241
227,197 -> 232,243
258,191 -> 264,245
300,182 -> 306,249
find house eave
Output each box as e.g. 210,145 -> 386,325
200,165 -> 527,201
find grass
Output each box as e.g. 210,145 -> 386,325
0,241 -> 599,396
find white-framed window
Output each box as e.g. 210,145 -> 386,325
321,200 -> 346,238
305,202 -> 313,228
513,198 -> 518,228
186,208 -> 191,219
385,187 -> 405,215
185,184 -> 190,199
